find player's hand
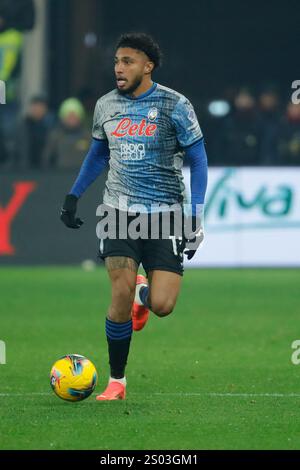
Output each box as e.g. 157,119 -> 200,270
184,215 -> 204,260
60,194 -> 84,229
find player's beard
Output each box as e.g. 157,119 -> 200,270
117,75 -> 143,96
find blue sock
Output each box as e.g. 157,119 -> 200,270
105,318 -> 133,379
140,286 -> 150,308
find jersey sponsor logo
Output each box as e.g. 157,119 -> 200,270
120,143 -> 145,160
111,118 -> 157,138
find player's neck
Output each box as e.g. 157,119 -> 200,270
130,79 -> 154,98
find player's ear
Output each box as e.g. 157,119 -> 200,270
145,62 -> 154,74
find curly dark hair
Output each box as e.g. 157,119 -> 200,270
115,32 -> 163,69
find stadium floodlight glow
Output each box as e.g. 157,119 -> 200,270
208,100 -> 230,117
84,32 -> 97,48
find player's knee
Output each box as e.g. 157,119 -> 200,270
151,300 -> 174,317
114,283 -> 135,306
113,275 -> 135,297
110,279 -> 135,316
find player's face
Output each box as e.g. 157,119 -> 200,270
114,48 -> 153,95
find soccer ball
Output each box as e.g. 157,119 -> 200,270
50,354 -> 98,402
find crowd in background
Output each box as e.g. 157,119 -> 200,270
0,96 -> 92,170
204,88 -> 300,167
0,87 -> 300,170
0,0 -> 300,170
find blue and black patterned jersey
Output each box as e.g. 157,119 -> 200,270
92,82 -> 203,212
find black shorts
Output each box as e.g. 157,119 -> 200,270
97,209 -> 186,276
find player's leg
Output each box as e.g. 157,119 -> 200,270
134,269 -> 181,316
96,208 -> 144,399
96,256 -> 138,401
132,235 -> 185,328
106,256 -> 138,322
147,269 -> 182,317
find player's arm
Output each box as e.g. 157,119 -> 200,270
171,96 -> 208,258
60,138 -> 109,229
184,138 -> 208,259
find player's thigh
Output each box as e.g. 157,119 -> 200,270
147,269 -> 182,315
99,236 -> 142,299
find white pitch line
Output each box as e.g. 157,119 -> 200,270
1,392 -> 300,398
152,392 -> 300,398
0,392 -> 51,397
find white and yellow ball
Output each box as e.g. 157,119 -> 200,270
50,354 -> 98,402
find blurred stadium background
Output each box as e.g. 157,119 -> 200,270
1,0 -> 300,451
1,0 -> 300,266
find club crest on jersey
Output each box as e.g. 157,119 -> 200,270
111,118 -> 157,138
148,107 -> 158,121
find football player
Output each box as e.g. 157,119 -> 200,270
61,33 -> 208,400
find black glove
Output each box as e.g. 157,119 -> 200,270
184,215 -> 204,260
60,194 -> 84,229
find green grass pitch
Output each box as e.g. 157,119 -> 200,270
0,267 -> 300,450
